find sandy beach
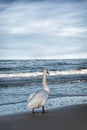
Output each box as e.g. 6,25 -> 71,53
0,104 -> 87,130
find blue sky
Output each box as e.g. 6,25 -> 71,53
0,0 -> 87,59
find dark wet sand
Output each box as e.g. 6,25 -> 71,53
0,104 -> 87,130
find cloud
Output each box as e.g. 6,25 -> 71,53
0,0 -> 87,59
59,52 -> 87,59
57,27 -> 87,37
1,1 -> 87,36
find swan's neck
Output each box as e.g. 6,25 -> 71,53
42,73 -> 50,93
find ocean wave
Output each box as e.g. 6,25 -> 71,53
46,96 -> 87,109
0,100 -> 26,106
50,69 -> 87,76
0,69 -> 87,78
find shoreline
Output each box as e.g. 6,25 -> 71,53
0,104 -> 87,130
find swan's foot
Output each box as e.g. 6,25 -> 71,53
42,107 -> 45,113
32,108 -> 35,114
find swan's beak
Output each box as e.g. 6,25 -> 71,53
47,71 -> 49,74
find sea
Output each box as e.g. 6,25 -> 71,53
0,59 -> 87,115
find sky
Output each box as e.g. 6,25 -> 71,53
0,0 -> 87,59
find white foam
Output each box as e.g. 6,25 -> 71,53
0,69 -> 87,78
0,72 -> 42,78
50,69 -> 87,76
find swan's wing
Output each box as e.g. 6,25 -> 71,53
27,92 -> 36,103
27,90 -> 48,108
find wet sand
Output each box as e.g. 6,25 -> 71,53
0,104 -> 87,130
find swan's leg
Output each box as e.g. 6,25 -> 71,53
32,108 -> 34,113
42,106 -> 45,113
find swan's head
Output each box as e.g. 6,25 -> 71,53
43,69 -> 49,74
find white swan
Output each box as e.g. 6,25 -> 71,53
27,69 -> 50,113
